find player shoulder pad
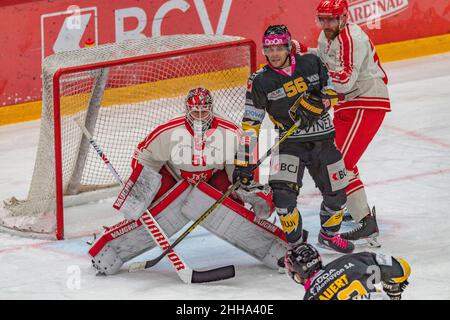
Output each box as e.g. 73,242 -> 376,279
247,66 -> 267,92
374,252 -> 393,266
248,66 -> 267,81
296,52 -> 321,66
214,114 -> 239,132
342,23 -> 366,44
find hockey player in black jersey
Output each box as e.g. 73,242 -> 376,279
284,243 -> 411,300
233,24 -> 354,254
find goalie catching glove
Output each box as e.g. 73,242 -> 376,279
234,183 -> 275,219
289,89 -> 340,130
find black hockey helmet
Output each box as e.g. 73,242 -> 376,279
262,24 -> 292,51
284,243 -> 323,284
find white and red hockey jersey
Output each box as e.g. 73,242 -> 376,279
132,113 -> 240,185
310,23 -> 391,113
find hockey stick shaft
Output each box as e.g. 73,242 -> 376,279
75,119 -> 235,283
137,118 -> 303,270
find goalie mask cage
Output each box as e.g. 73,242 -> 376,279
0,35 -> 256,240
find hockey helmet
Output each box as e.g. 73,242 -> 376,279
284,243 -> 323,284
185,87 -> 214,133
262,24 -> 292,53
316,0 -> 349,18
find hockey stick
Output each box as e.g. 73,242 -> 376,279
74,119 -> 235,284
129,117 -> 303,272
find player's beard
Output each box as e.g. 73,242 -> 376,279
324,28 -> 340,40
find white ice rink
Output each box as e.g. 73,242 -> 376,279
1,53 -> 450,300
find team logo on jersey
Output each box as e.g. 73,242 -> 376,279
267,88 -> 287,101
307,74 -> 320,85
181,170 -> 213,185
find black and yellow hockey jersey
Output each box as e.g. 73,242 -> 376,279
243,53 -> 335,142
303,252 -> 411,300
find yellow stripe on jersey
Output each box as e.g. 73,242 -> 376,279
392,257 -> 411,283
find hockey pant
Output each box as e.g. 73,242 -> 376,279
268,137 -> 348,244
89,169 -> 287,275
333,109 -> 386,222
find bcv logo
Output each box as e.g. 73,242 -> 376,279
40,1 -> 234,60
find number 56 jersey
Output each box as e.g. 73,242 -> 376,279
243,53 -> 335,142
303,252 -> 411,300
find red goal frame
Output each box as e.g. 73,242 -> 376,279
52,39 -> 257,240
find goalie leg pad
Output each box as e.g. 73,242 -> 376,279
113,163 -> 162,221
181,182 -> 288,269
89,181 -> 192,275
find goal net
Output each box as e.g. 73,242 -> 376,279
0,35 -> 256,239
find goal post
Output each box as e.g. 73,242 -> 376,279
0,35 -> 257,240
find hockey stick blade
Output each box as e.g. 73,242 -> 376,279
191,265 -> 235,283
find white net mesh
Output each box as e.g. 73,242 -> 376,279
0,35 -> 254,238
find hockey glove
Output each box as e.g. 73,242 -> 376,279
290,90 -> 340,130
382,280 -> 409,300
234,183 -> 274,219
291,39 -> 308,55
232,165 -> 254,186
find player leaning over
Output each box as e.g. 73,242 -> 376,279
293,0 -> 391,245
284,243 -> 411,300
233,25 -> 354,255
88,87 -> 288,275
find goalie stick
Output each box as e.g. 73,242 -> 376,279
129,116 -> 304,272
74,119 -> 235,284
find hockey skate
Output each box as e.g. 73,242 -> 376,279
342,207 -> 353,223
341,206 -> 381,248
277,229 -> 309,273
318,232 -> 355,254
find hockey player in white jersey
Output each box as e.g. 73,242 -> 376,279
88,87 -> 289,275
293,0 -> 390,245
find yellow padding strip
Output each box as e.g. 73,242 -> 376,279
376,33 -> 450,63
0,100 -> 42,126
1,67 -> 248,125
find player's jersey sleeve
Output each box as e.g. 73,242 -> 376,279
369,252 -> 411,284
328,25 -> 368,93
236,71 -> 267,166
132,128 -> 170,173
241,71 -> 267,137
316,55 -> 335,91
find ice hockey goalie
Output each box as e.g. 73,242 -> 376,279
88,87 -> 289,275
